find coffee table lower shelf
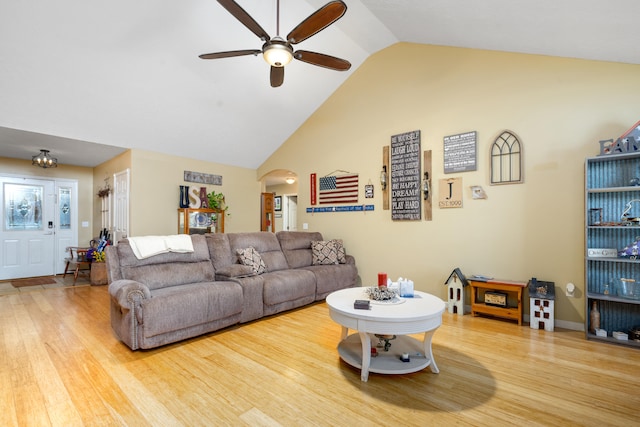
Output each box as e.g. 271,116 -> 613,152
337,333 -> 433,377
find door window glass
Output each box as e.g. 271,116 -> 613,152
4,183 -> 43,230
59,187 -> 71,230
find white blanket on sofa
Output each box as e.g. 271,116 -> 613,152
128,235 -> 194,260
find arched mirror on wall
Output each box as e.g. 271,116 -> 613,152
490,130 -> 524,185
261,169 -> 299,232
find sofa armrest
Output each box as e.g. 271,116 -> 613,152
215,264 -> 257,280
109,279 -> 151,322
345,254 -> 356,265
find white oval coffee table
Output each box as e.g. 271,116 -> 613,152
326,287 -> 445,382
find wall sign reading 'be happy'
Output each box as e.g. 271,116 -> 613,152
390,130 -> 421,221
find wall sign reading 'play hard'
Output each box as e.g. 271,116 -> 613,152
390,130 -> 421,221
444,131 -> 477,173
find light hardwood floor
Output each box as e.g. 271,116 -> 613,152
1,285 -> 638,426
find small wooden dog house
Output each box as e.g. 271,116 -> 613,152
444,268 -> 469,315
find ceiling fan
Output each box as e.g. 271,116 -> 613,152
199,0 -> 351,88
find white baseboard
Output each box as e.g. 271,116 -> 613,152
456,304 -> 585,331
523,314 -> 584,331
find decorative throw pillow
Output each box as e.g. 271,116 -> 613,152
311,240 -> 339,265
330,239 -> 347,264
236,247 -> 267,274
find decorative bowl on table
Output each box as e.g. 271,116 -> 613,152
365,286 -> 404,304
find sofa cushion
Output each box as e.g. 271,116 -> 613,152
115,235 -> 216,291
215,264 -> 256,279
261,270 -> 316,306
276,231 -> 324,269
311,240 -> 339,265
303,264 -> 358,299
237,247 -> 267,274
117,234 -> 211,268
311,240 -> 347,265
142,281 -> 243,338
332,239 -> 347,264
206,233 -> 235,270
228,232 -> 289,272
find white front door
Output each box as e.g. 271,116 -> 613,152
55,181 -> 79,274
0,176 -> 56,279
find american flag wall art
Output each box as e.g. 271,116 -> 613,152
318,173 -> 359,204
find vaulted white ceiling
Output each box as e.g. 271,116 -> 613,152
1,0 -> 638,169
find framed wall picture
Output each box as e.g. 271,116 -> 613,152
444,131 -> 477,173
274,196 -> 282,211
438,177 -> 463,208
365,184 -> 374,198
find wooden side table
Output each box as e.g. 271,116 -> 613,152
469,279 -> 527,325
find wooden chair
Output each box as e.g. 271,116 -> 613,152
63,247 -> 92,284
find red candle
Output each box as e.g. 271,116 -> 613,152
377,272 -> 387,287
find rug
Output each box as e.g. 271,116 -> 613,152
9,276 -> 57,288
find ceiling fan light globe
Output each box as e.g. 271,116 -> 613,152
263,43 -> 293,67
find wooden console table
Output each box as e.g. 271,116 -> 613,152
469,279 -> 527,325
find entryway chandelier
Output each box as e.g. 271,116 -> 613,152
32,149 -> 57,168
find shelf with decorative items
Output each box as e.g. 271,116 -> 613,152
178,208 -> 224,235
585,152 -> 640,347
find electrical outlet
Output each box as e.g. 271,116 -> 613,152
303,223 -> 308,230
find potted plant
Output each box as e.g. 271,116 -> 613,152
90,250 -> 108,286
207,191 -> 229,214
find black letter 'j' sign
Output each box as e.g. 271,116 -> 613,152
446,182 -> 453,200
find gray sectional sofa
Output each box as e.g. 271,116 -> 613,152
106,231 -> 357,350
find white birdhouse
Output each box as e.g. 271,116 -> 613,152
444,268 -> 468,315
528,278 -> 555,331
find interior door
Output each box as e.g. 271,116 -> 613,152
112,169 -> 130,244
285,195 -> 298,231
1,176 -> 55,280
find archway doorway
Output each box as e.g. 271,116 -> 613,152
261,169 -> 298,232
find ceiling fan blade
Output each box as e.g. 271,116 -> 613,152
294,50 -> 351,71
286,0 -> 347,44
270,66 -> 284,87
217,0 -> 270,41
199,49 -> 261,60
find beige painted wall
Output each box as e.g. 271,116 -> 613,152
258,42 -> 640,326
0,156 -> 94,244
122,149 -> 261,236
92,150 -> 132,238
2,148 -> 263,244
2,148 -> 262,269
